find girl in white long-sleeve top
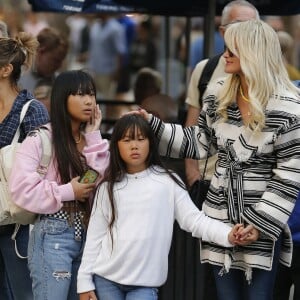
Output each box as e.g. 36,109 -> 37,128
77,114 -> 241,300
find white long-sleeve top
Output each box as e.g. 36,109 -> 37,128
77,166 -> 233,292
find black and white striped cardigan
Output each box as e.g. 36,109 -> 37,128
150,90 -> 300,280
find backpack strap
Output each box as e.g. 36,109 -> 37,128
11,125 -> 52,259
197,53 -> 222,106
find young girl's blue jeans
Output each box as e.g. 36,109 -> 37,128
94,274 -> 158,300
28,216 -> 86,300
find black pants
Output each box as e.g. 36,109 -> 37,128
273,244 -> 300,300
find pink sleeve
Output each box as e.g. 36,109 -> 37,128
9,133 -> 75,214
82,130 -> 110,181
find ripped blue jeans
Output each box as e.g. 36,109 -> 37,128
28,216 -> 86,300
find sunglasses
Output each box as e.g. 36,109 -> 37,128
224,45 -> 235,57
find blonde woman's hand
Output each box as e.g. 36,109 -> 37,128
234,224 -> 260,246
123,108 -> 152,122
85,104 -> 102,133
228,223 -> 244,245
71,176 -> 95,201
79,291 -> 97,300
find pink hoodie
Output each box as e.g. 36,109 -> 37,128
9,123 -> 110,214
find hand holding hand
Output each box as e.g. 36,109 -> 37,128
234,224 -> 260,246
71,176 -> 95,201
228,223 -> 244,245
85,104 -> 102,133
79,291 -> 97,300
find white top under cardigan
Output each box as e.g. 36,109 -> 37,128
77,167 -> 233,293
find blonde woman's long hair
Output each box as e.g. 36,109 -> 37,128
217,19 -> 300,131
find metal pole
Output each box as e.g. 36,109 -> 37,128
203,0 -> 216,58
164,16 -> 170,94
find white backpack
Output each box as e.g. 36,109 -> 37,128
0,101 -> 52,226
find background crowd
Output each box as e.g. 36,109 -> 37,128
0,1 -> 300,300
0,1 -> 299,111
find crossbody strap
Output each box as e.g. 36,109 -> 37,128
201,135 -> 212,179
197,55 -> 221,179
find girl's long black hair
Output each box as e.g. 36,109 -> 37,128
102,114 -> 186,244
50,70 -> 96,183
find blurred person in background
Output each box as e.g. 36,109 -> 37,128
133,67 -> 162,105
0,20 -> 8,37
277,30 -> 300,80
65,14 -> 89,70
189,17 -> 224,70
86,13 -> 126,101
33,78 -> 52,113
23,11 -> 48,37
129,18 -> 157,84
116,14 -> 136,100
19,27 -> 68,94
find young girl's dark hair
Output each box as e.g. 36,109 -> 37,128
103,114 -> 186,243
50,70 -> 96,183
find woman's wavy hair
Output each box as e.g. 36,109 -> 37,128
217,19 -> 300,131
102,114 -> 185,246
0,32 -> 38,88
50,70 -> 96,183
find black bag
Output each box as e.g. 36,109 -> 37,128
189,179 -> 210,209
189,134 -> 212,209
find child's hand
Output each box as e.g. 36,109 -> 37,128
235,224 -> 260,246
71,176 -> 95,201
85,104 -> 102,133
79,291 -> 97,300
228,223 -> 244,245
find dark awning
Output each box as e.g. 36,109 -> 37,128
28,0 -> 300,16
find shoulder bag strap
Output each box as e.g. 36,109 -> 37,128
198,54 -> 221,179
201,134 -> 212,179
11,100 -> 34,145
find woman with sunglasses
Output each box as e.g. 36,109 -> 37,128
134,19 -> 300,300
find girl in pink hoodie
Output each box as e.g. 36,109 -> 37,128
9,70 -> 110,300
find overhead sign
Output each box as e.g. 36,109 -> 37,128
28,0 -> 300,16
28,0 -> 145,14
115,0 -> 300,16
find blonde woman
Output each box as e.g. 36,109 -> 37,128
134,19 -> 300,300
